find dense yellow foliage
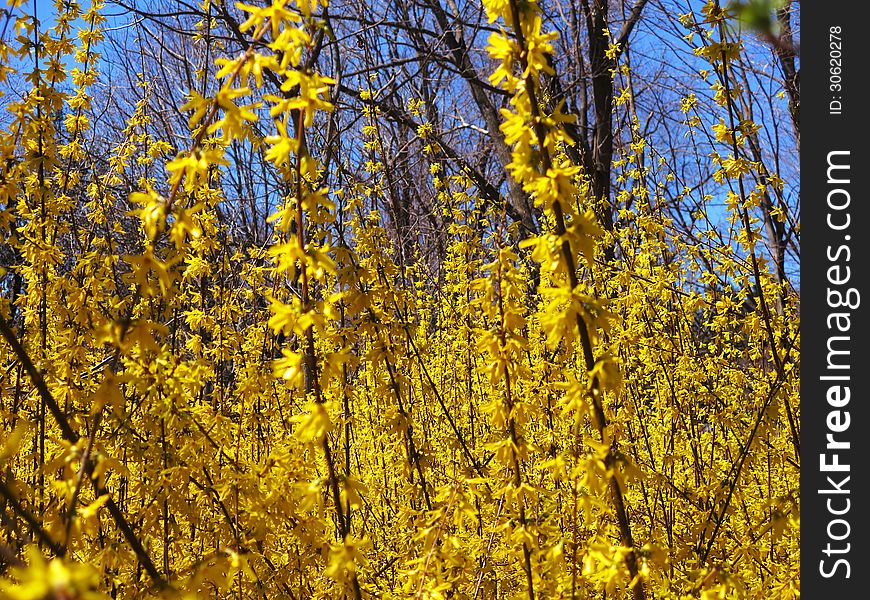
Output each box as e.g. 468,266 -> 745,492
0,0 -> 798,598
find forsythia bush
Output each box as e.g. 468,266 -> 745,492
0,0 -> 798,598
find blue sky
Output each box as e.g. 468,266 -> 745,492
10,0 -> 799,286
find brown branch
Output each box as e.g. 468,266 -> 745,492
615,0 -> 650,55
0,480 -> 63,556
0,318 -> 167,588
